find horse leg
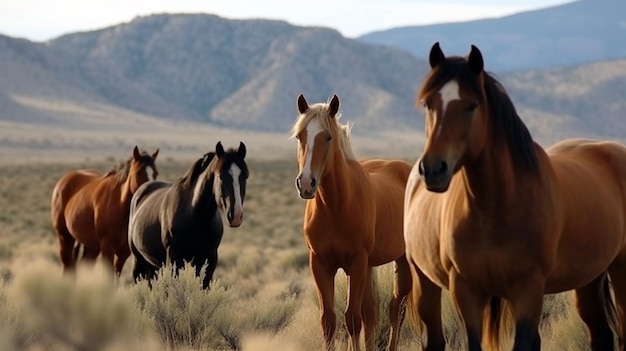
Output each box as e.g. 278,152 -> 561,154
507,275 -> 545,351
201,249 -> 218,289
387,255 -> 412,351
449,271 -> 490,351
99,240 -> 117,275
82,246 -> 100,262
310,253 -> 336,350
411,264 -> 445,351
53,220 -> 76,274
360,267 -> 377,351
609,260 -> 626,350
114,243 -> 131,277
574,272 -> 616,350
345,252 -> 369,351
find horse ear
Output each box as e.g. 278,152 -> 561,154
238,142 -> 246,159
468,44 -> 484,75
216,141 -> 225,157
152,148 -> 159,159
429,42 -> 446,69
328,94 -> 340,117
133,145 -> 141,160
297,94 -> 309,114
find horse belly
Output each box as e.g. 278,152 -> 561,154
64,197 -> 99,247
548,215 -> 626,292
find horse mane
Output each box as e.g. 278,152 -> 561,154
103,150 -> 154,184
180,152 -> 215,189
418,57 -> 538,173
179,148 -> 249,190
289,98 -> 358,161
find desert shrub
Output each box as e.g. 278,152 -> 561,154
130,263 -> 233,350
1,260 -> 154,351
129,262 -> 299,351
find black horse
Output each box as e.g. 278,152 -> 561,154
128,141 -> 248,289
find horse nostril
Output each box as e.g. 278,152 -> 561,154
311,178 -> 317,188
418,160 -> 425,176
296,177 -> 302,190
437,161 -> 448,176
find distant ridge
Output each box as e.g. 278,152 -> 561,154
359,0 -> 626,72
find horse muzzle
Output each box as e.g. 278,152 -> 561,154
418,158 -> 452,193
295,175 -> 317,199
227,208 -> 243,228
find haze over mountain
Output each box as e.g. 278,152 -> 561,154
0,8 -> 624,161
359,0 -> 626,72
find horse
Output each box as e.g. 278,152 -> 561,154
291,94 -> 413,351
404,41 -> 626,351
51,146 -> 159,275
127,141 -> 248,289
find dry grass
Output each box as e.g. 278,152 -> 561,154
0,156 -> 596,350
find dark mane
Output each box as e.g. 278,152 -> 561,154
180,152 -> 215,189
419,57 -> 539,173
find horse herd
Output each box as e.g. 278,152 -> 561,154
48,43 -> 626,351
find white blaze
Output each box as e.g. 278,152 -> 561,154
302,119 -> 323,179
229,163 -> 243,216
146,166 -> 155,181
436,80 -> 460,137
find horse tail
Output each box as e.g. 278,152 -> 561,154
404,280 -> 423,337
602,273 -> 621,345
483,296 -> 513,351
72,243 -> 82,261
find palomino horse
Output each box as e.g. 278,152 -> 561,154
291,94 -> 413,351
51,146 -> 159,275
404,42 -> 626,350
128,141 -> 248,289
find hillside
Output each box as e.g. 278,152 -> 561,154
47,14 -> 427,132
0,13 -> 625,161
359,0 -> 626,72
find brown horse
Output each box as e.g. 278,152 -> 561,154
51,146 -> 159,275
291,94 -> 413,351
404,42 -> 626,351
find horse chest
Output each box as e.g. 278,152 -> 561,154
305,222 -> 371,270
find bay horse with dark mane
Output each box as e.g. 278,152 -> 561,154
291,94 -> 413,351
51,146 -> 159,275
404,42 -> 626,350
128,141 -> 248,289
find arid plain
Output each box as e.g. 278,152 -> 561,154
0,106 -> 602,350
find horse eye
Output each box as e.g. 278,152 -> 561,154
295,135 -> 300,141
467,102 -> 478,113
327,136 -> 332,142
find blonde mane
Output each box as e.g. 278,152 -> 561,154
290,100 -> 357,161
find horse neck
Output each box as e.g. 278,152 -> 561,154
460,141 -> 526,210
314,148 -> 360,212
188,175 -> 218,216
119,176 -> 135,208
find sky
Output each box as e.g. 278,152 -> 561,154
2,0 -> 575,42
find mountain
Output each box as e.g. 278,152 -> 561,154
358,0 -> 626,72
0,13 -> 624,161
46,14 -> 428,132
